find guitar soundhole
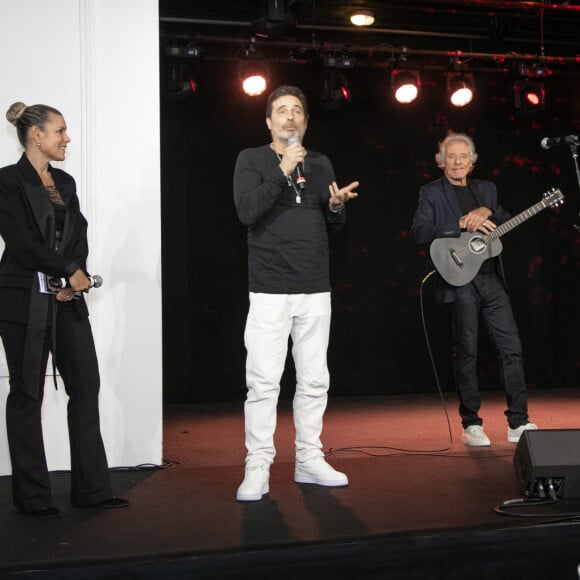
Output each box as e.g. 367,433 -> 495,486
468,236 -> 487,254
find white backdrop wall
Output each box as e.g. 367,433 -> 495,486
0,0 -> 163,475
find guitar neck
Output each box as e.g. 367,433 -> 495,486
485,199 -> 550,243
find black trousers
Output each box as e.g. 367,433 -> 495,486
0,306 -> 112,510
450,273 -> 529,430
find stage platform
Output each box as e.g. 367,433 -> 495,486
2,388 -> 580,579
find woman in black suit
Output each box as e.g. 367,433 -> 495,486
0,102 -> 129,516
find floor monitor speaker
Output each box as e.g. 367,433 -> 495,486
513,429 -> 580,499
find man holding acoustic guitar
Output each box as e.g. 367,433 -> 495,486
411,132 -> 541,447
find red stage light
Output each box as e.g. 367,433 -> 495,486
514,80 -> 546,111
340,84 -> 352,102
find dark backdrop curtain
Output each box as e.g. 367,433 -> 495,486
161,59 -> 580,403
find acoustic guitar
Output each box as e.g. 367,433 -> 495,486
429,188 -> 564,287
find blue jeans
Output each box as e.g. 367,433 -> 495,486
450,273 -> 529,429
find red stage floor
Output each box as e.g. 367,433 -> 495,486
1,388 -> 580,579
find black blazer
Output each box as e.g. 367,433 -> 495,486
410,175 -> 512,303
0,154 -> 90,323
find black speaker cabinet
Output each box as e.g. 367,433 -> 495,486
513,429 -> 580,498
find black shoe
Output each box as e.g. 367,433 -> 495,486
17,504 -> 61,518
97,497 -> 130,509
71,496 -> 130,509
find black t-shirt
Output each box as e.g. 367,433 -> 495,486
233,145 -> 345,293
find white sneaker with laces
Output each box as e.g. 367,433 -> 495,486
294,456 -> 348,487
461,425 -> 491,447
236,463 -> 270,502
507,422 -> 538,443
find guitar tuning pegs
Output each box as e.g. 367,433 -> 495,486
542,187 -> 565,208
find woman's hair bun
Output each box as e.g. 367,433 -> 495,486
6,102 -> 27,126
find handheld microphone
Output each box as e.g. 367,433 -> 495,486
540,134 -> 579,150
287,135 -> 306,190
48,275 -> 103,289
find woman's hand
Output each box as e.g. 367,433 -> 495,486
56,288 -> 76,302
68,268 -> 91,293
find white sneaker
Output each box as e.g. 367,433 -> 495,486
294,456 -> 348,487
508,422 -> 538,443
461,425 -> 491,447
236,463 -> 270,502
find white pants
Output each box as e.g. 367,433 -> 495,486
243,292 -> 331,466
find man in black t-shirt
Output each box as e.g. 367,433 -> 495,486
233,85 -> 358,501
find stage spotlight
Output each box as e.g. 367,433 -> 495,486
166,79 -> 197,102
446,72 -> 474,107
350,9 -> 375,26
165,62 -> 198,102
391,69 -> 421,104
514,80 -> 546,111
319,70 -> 352,110
239,62 -> 268,96
242,74 -> 267,96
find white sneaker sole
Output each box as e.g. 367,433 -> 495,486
236,484 -> 269,502
294,473 -> 348,486
461,437 -> 491,447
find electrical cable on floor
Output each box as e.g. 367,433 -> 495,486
493,497 -> 580,521
327,269 -> 467,458
110,463 -> 167,471
496,480 -> 580,520
494,497 -> 559,517
50,463 -> 167,475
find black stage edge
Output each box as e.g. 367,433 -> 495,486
4,524 -> 580,580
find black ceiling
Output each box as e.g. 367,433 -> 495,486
160,0 -> 580,73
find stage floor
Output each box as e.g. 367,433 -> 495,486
2,388 -> 580,579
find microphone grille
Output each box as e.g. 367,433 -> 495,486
287,135 -> 300,145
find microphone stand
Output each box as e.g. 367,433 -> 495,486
569,141 -> 580,233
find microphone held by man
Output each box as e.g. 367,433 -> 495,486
288,135 -> 306,190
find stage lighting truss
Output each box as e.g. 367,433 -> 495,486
514,79 -> 546,111
391,69 -> 421,104
321,52 -> 356,70
239,61 -> 269,96
165,42 -> 201,59
446,72 -> 475,107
